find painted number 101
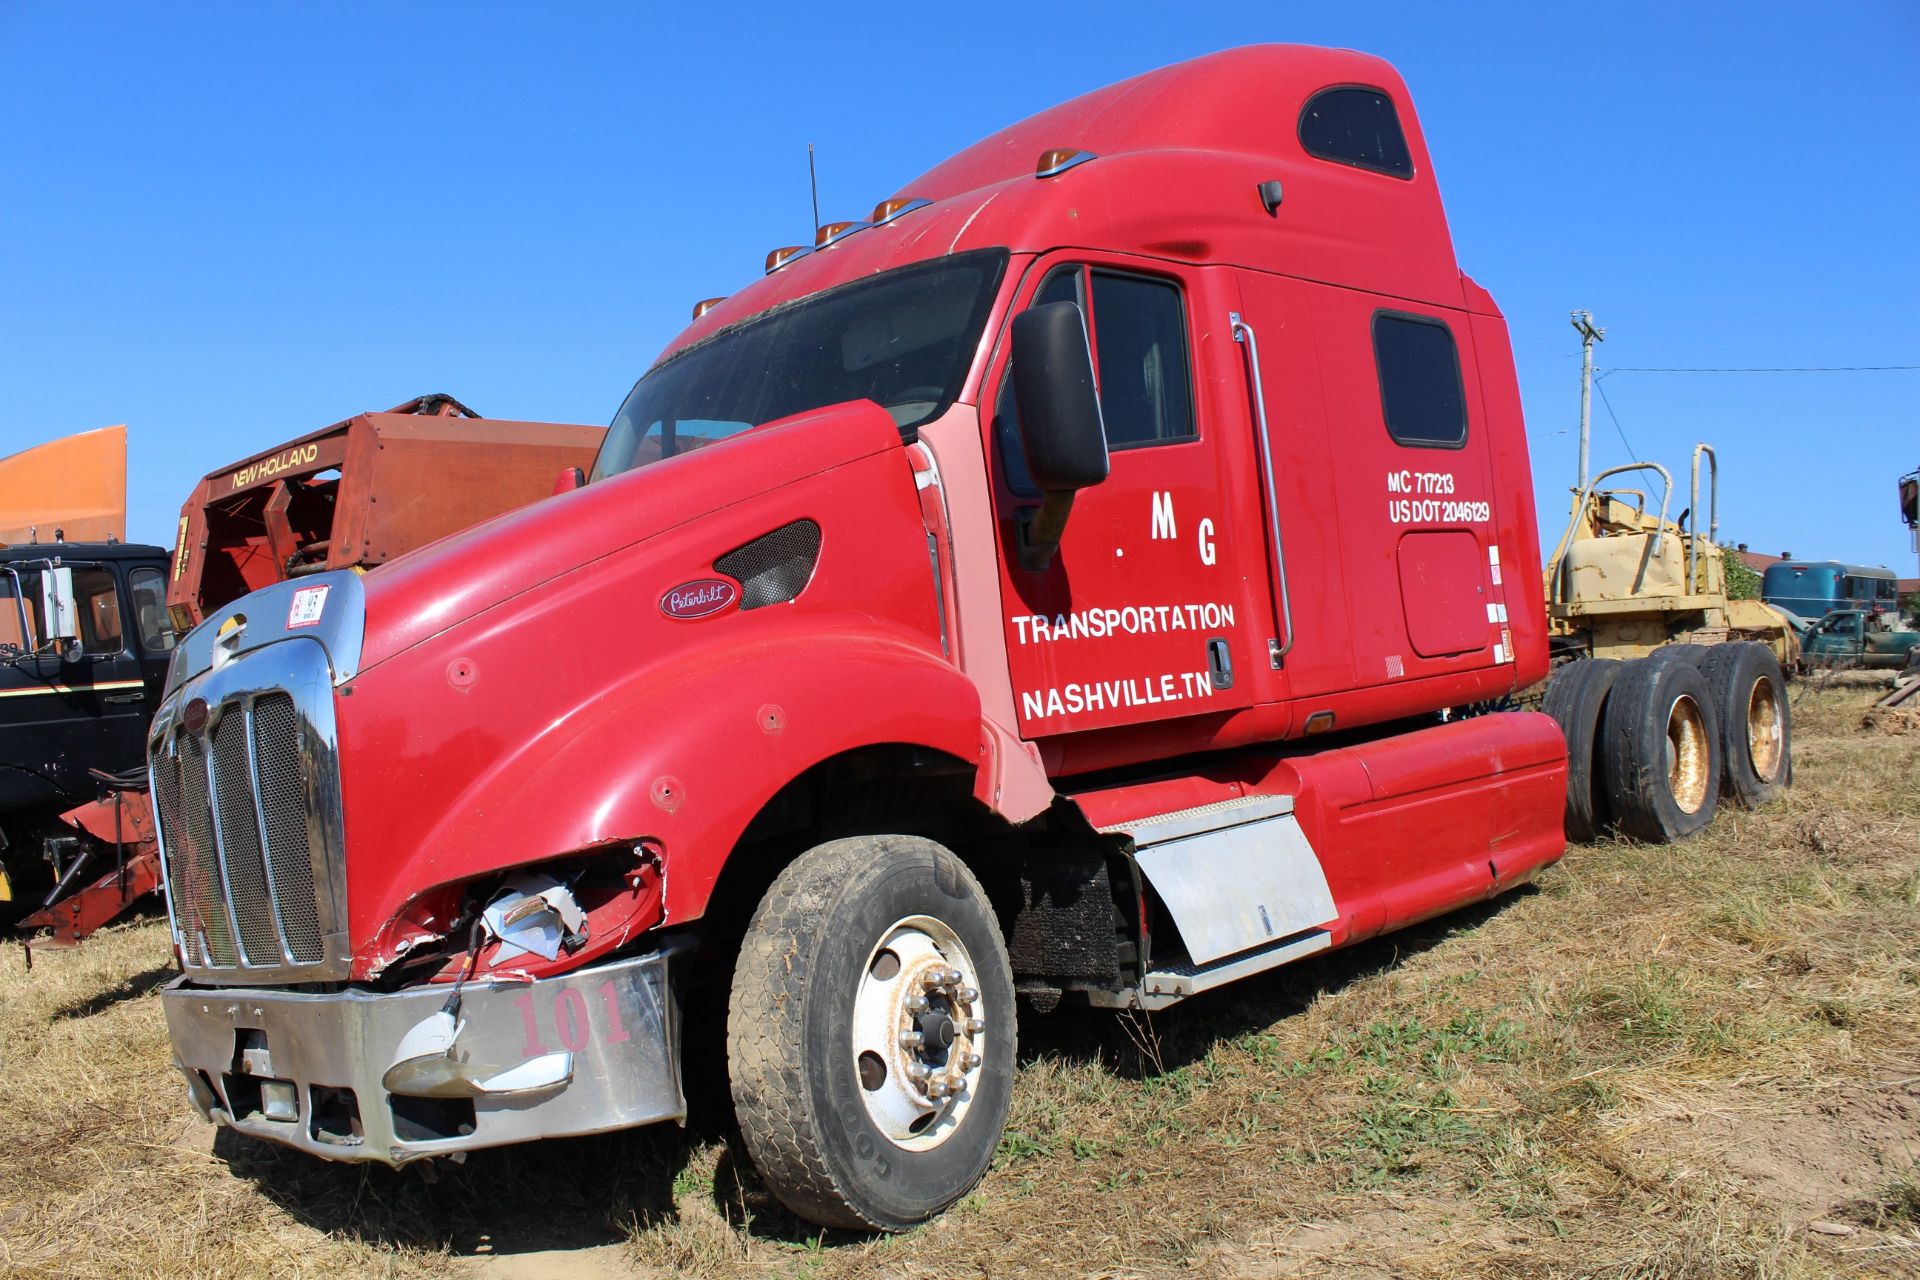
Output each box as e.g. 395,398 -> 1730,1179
514,980 -> 632,1056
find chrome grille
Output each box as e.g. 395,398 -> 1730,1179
167,734 -> 237,966
253,695 -> 323,963
212,711 -> 278,963
150,638 -> 346,980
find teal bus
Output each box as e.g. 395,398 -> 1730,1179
1761,560 -> 1899,622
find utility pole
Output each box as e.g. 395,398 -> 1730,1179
1571,310 -> 1605,492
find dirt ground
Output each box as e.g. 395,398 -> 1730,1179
2,682 -> 1915,1279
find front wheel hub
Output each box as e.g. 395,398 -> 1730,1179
850,915 -> 985,1150
917,1008 -> 957,1050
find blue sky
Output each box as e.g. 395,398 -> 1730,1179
3,2 -> 1916,574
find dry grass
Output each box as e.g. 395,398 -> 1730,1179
3,685 -> 1917,1279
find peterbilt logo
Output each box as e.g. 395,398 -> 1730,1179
180,698 -> 210,734
660,577 -> 739,620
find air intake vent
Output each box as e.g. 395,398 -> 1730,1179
716,520 -> 821,609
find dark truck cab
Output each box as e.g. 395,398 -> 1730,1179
1799,607 -> 1920,671
0,540 -> 175,909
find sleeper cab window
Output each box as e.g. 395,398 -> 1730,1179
1373,312 -> 1467,449
997,266 -> 1196,494
1298,86 -> 1413,179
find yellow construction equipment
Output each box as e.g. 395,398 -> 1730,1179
1543,443 -> 1797,668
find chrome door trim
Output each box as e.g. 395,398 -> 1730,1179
1229,312 -> 1296,665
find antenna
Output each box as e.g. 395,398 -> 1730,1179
807,143 -> 821,233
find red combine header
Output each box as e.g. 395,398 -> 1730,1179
143,46 -> 1789,1231
166,394 -> 603,630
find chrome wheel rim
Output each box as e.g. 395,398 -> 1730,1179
1665,693 -> 1711,814
850,915 -> 985,1151
1747,675 -> 1784,781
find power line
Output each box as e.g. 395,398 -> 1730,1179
1600,364 -> 1920,373
1591,375 -> 1637,459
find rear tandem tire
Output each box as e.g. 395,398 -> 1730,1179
1646,643 -> 1711,668
727,835 -> 1016,1232
1541,657 -> 1623,843
1601,658 -> 1722,842
1699,641 -> 1791,805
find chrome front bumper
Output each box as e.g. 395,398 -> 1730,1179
161,942 -> 689,1164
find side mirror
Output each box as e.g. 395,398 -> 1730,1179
1010,301 -> 1109,570
552,466 -> 586,495
40,566 -> 81,660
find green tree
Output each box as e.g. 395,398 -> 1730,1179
1722,545 -> 1761,600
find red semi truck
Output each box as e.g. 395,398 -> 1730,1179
146,46 -> 1782,1231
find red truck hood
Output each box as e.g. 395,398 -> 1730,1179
356,402 -> 909,675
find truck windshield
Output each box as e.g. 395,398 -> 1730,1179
592,249 -> 1007,481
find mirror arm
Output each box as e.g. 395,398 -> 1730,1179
1016,493 -> 1076,572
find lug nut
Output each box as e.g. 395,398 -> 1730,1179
906,993 -> 930,1013
963,1051 -> 982,1070
947,1075 -> 968,1096
906,1061 -> 930,1081
898,1030 -> 923,1049
966,1017 -> 985,1034
927,1078 -> 951,1099
956,986 -> 979,1004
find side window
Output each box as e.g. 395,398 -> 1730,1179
0,569 -> 43,657
128,567 -> 177,652
73,569 -> 124,655
1298,86 -> 1413,178
1373,312 -> 1467,448
996,265 -> 1195,493
1087,271 -> 1196,449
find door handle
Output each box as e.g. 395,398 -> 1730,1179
1206,637 -> 1234,690
103,690 -> 145,704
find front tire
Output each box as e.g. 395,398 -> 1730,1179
727,835 -> 1015,1232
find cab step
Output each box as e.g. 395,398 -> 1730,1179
1086,928 -> 1332,1011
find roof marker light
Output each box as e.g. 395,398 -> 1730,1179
870,196 -> 931,226
691,297 -> 726,320
1036,148 -> 1096,178
765,245 -> 811,274
814,219 -> 870,248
